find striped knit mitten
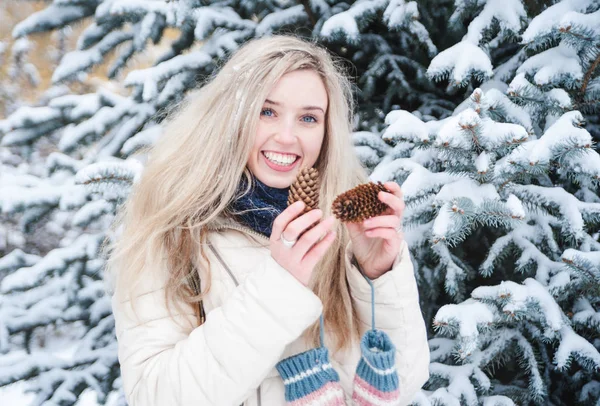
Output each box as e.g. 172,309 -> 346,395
276,345 -> 347,405
351,329 -> 400,405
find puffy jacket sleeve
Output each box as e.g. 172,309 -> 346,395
344,239 -> 430,405
112,253 -> 323,406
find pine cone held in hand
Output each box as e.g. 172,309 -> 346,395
288,167 -> 320,214
332,181 -> 391,222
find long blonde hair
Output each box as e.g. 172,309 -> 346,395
104,35 -> 369,352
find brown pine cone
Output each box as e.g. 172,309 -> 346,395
288,167 -> 320,214
332,181 -> 391,222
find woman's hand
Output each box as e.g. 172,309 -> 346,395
270,201 -> 337,286
345,181 -> 405,279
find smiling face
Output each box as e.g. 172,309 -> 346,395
247,69 -> 328,189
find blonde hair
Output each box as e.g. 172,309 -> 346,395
104,35 -> 369,352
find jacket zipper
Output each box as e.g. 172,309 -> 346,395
206,235 -> 262,406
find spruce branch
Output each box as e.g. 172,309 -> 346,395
580,51 -> 600,98
299,0 -> 317,27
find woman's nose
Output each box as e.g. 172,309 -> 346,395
273,121 -> 296,144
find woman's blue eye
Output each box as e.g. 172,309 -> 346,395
261,108 -> 274,117
260,108 -> 316,123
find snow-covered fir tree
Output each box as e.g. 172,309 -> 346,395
0,1 -> 598,405
377,89 -> 600,405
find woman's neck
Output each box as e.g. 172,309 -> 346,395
228,173 -> 290,237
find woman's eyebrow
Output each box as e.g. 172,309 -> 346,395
265,99 -> 325,113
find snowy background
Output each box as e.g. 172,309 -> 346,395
0,1 -> 599,405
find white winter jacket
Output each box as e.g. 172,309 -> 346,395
111,215 -> 430,405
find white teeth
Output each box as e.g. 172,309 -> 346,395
264,152 -> 298,166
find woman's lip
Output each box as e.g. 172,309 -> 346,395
261,152 -> 300,172
262,150 -> 300,157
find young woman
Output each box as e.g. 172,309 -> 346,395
106,35 -> 429,405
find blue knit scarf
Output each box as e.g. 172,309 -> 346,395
228,173 -> 290,238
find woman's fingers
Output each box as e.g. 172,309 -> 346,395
294,215 -> 335,255
378,190 -> 405,215
362,214 -> 401,231
301,229 -> 337,269
364,227 -> 398,240
283,209 -> 323,241
270,201 -> 305,242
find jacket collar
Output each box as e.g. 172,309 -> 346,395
205,214 -> 271,244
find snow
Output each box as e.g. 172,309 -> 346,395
1,234 -> 102,292
321,13 -> 359,42
0,249 -> 40,272
482,395 -> 516,406
572,298 -> 600,328
134,12 -> 158,50
562,248 -> 600,267
193,7 -> 254,40
320,0 -> 387,42
75,159 -> 145,189
556,326 -> 600,369
124,51 -> 212,101
521,0 -> 594,43
72,200 -> 114,227
428,41 -> 493,83
383,0 -> 413,29
484,88 -> 533,131
507,72 -> 537,97
435,111 -> 477,150
12,4 -> 89,38
53,31 -> 133,83
511,184 -> 587,241
95,0 -> 173,21
494,48 -> 527,82
58,100 -> 135,152
546,88 -> 572,109
0,106 -> 61,129
122,124 -> 162,156
353,131 -> 392,155
432,201 -> 453,237
429,178 -> 505,239
98,105 -> 156,158
437,178 -> 499,205
0,381 -> 36,406
472,278 -> 565,336
530,111 -> 592,163
495,111 -> 599,185
465,0 -> 525,44
506,194 -> 525,219
382,109 -> 430,143
548,271 -> 571,292
482,118 -> 529,149
0,183 -> 62,214
559,10 -> 600,36
517,42 -> 583,86
427,363 -> 481,405
355,145 -> 382,167
156,71 -> 195,107
12,37 -> 32,54
256,5 -> 305,36
370,159 -> 459,198
383,0 -> 437,56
